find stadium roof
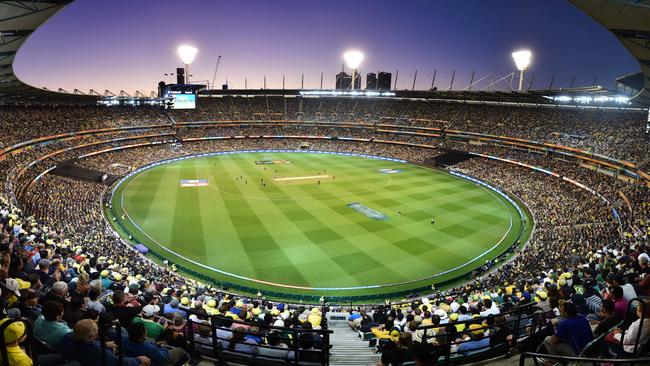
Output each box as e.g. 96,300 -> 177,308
0,0 -> 96,104
571,0 -> 650,107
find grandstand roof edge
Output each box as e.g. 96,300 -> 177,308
569,0 -> 650,107
0,0 -> 98,105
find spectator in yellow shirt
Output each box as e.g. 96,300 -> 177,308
0,318 -> 31,366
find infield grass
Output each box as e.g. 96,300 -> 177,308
110,151 -> 530,299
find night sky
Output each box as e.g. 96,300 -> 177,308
14,0 -> 639,94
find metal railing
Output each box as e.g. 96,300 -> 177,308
184,307 -> 332,365
518,297 -> 650,365
378,303 -> 545,365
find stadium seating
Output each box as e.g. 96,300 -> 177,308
0,97 -> 648,365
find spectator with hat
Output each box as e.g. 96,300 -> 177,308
132,304 -> 164,340
456,323 -> 490,355
0,278 -> 22,308
0,318 -> 30,366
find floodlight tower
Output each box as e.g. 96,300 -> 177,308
343,50 -> 364,90
178,45 -> 198,84
511,50 -> 532,91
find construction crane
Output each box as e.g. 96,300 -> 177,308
211,55 -> 222,90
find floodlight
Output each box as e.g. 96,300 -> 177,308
343,50 -> 364,69
343,50 -> 364,90
511,50 -> 532,71
511,50 -> 532,91
177,45 -> 198,84
178,45 -> 198,65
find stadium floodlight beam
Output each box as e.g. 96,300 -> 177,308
343,50 -> 364,90
178,45 -> 198,84
511,50 -> 532,91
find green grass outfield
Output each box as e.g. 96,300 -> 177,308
108,151 -> 532,301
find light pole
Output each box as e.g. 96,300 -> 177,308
343,50 -> 364,90
511,50 -> 531,91
178,45 -> 198,84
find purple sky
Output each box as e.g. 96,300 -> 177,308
14,0 -> 639,94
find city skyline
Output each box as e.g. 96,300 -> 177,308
14,0 -> 639,94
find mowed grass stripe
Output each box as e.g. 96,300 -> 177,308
125,164 -> 169,223
195,159 -> 258,275
292,158 -> 434,281
213,156 -> 311,286
168,160 -> 208,262
260,153 -> 417,284
294,158 -> 505,270
140,164 -> 183,244
310,158 -> 478,281
226,154 -> 357,287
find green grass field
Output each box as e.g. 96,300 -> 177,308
109,151 -> 531,300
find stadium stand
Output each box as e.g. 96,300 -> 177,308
0,0 -> 648,363
0,95 -> 647,366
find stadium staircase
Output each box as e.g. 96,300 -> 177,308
328,323 -> 380,366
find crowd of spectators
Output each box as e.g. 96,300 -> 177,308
0,98 -> 647,364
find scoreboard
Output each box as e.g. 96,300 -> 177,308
163,91 -> 196,110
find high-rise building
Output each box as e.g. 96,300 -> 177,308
335,72 -> 351,90
378,72 -> 392,90
366,73 -> 377,90
176,68 -> 185,85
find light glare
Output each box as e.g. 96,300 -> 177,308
512,50 -> 532,71
178,45 -> 198,65
343,50 -> 364,69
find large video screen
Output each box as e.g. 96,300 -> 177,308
171,93 -> 196,109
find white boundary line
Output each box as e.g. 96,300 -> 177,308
112,150 -> 522,291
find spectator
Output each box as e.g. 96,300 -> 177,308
34,301 -> 72,348
255,331 -> 294,360
610,286 -> 629,320
122,323 -> 186,366
109,290 -> 142,326
381,332 -> 415,366
227,327 -> 257,356
132,304 -> 164,340
16,289 -> 40,321
592,300 -> 621,337
58,319 -> 150,366
0,318 -> 30,366
543,302 -> 593,357
63,292 -> 87,326
42,281 -> 69,310
86,287 -> 105,314
608,299 -> 650,355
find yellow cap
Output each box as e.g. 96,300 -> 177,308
0,319 -> 25,344
469,323 -> 485,336
181,297 -> 190,306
